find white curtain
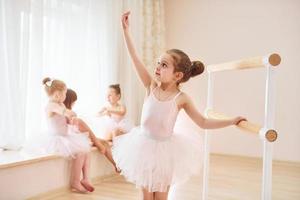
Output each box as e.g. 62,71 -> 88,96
0,0 -> 29,150
0,0 -> 164,151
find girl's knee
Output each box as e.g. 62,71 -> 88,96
72,118 -> 87,131
72,117 -> 84,123
73,117 -> 83,126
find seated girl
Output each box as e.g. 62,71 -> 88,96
96,84 -> 133,143
63,88 -> 118,172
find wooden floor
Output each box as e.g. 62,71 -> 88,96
38,154 -> 300,200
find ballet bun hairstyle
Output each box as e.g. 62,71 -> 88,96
166,49 -> 205,84
63,89 -> 77,109
109,84 -> 121,98
42,77 -> 66,96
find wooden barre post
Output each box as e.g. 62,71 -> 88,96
206,109 -> 277,142
207,53 -> 281,73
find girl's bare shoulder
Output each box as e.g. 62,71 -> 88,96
176,91 -> 193,108
175,91 -> 192,109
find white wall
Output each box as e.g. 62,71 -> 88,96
165,0 -> 300,162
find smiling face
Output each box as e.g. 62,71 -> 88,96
107,88 -> 120,105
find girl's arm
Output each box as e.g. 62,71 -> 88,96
47,102 -> 76,119
106,105 -> 126,116
180,94 -> 245,129
98,107 -> 107,115
122,11 -> 152,89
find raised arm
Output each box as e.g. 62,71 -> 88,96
181,94 -> 245,129
122,11 -> 152,88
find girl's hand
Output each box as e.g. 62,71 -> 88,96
232,116 -> 247,125
103,108 -> 111,117
122,11 -> 130,30
98,107 -> 106,116
98,107 -> 111,116
65,109 -> 76,120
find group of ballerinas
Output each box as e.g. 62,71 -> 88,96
28,11 -> 247,200
40,78 -> 130,193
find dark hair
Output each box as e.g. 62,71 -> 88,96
166,49 -> 205,84
109,84 -> 121,97
42,77 -> 66,96
63,89 -> 77,109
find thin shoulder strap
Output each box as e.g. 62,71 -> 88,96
173,91 -> 182,100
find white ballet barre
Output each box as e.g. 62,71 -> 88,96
202,53 -> 281,200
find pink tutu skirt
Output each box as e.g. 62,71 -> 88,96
23,125 -> 91,159
112,127 -> 203,192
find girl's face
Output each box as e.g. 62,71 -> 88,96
154,53 -> 183,84
52,88 -> 67,103
107,88 -> 120,105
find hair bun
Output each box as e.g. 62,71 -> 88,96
42,77 -> 51,85
190,61 -> 205,77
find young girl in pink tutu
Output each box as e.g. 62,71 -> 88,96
97,84 -> 133,142
42,78 -> 96,193
112,12 -> 246,200
63,88 -> 119,172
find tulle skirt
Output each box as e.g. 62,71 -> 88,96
23,126 -> 91,159
112,127 -> 203,192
